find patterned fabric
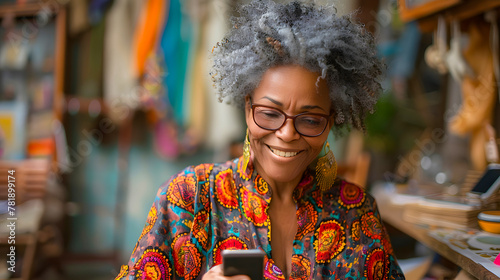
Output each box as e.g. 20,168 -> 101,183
116,157 -> 405,279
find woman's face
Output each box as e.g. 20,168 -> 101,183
245,65 -> 333,184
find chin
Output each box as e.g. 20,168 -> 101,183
259,159 -> 309,183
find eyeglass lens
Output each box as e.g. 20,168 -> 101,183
253,106 -> 328,136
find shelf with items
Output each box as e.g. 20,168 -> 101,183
376,194 -> 500,279
399,0 -> 500,32
0,2 -> 66,161
398,0 -> 462,23
396,0 -> 500,170
0,2 -> 67,280
0,2 -> 54,17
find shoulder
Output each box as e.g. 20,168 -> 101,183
153,162 -> 218,213
211,157 -> 238,175
155,159 -> 236,203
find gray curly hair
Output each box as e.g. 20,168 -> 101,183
210,0 -> 384,132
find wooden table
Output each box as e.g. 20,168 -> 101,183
377,199 -> 500,279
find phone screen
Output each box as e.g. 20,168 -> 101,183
222,249 -> 265,280
469,165 -> 500,199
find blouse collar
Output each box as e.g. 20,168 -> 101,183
234,156 -> 316,203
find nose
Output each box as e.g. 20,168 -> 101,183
275,119 -> 301,142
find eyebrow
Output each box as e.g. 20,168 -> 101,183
261,96 -> 327,112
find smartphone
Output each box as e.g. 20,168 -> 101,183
467,164 -> 500,200
222,249 -> 265,280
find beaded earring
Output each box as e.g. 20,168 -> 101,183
316,142 -> 337,192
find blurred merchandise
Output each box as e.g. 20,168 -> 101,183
429,228 -> 500,275
448,21 -> 497,171
403,199 -> 482,230
478,211 -> 500,234
27,137 -> 55,157
0,101 -> 28,160
0,127 -> 4,157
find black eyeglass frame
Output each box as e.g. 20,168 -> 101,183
250,100 -> 331,137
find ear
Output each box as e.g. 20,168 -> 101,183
328,114 -> 335,130
328,103 -> 335,130
244,95 -> 252,126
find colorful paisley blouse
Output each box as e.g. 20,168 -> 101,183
116,157 -> 405,280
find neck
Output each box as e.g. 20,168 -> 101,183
256,170 -> 302,203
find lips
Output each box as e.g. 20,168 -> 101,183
268,146 -> 302,158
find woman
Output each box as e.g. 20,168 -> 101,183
116,1 -> 405,279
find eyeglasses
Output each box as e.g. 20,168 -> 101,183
250,101 -> 330,137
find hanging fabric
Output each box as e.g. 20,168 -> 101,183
149,0 -> 199,159
425,16 -> 448,74
184,18 -> 207,150
445,20 -> 474,82
103,0 -> 144,124
449,21 -> 497,170
159,0 -> 193,126
87,19 -> 105,98
181,1 -> 206,151
133,0 -> 166,78
88,0 -> 113,25
203,0 -> 245,161
68,0 -> 90,36
485,11 -> 500,101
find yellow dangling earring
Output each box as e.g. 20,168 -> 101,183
242,129 -> 251,173
316,142 -> 337,192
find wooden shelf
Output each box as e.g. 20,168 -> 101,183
376,196 -> 500,279
399,0 -> 500,33
399,0 -> 462,22
0,2 -> 67,170
0,2 -> 59,17
0,4 -> 67,279
419,0 -> 500,32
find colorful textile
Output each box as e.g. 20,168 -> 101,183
89,0 -> 113,24
133,0 -> 166,78
159,0 -> 193,126
116,157 -> 405,279
103,0 -> 143,124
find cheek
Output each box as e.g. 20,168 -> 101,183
248,124 -> 272,146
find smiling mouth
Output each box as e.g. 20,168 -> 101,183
268,146 -> 301,158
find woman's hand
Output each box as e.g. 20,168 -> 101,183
202,265 -> 251,280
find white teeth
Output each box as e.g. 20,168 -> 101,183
270,147 -> 299,157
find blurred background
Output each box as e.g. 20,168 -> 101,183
0,0 -> 499,279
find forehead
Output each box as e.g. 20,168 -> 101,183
252,65 -> 331,105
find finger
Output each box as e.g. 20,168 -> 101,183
211,264 -> 223,274
226,275 -> 251,280
203,265 -> 252,280
202,265 -> 223,279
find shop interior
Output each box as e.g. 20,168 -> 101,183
0,0 -> 500,279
